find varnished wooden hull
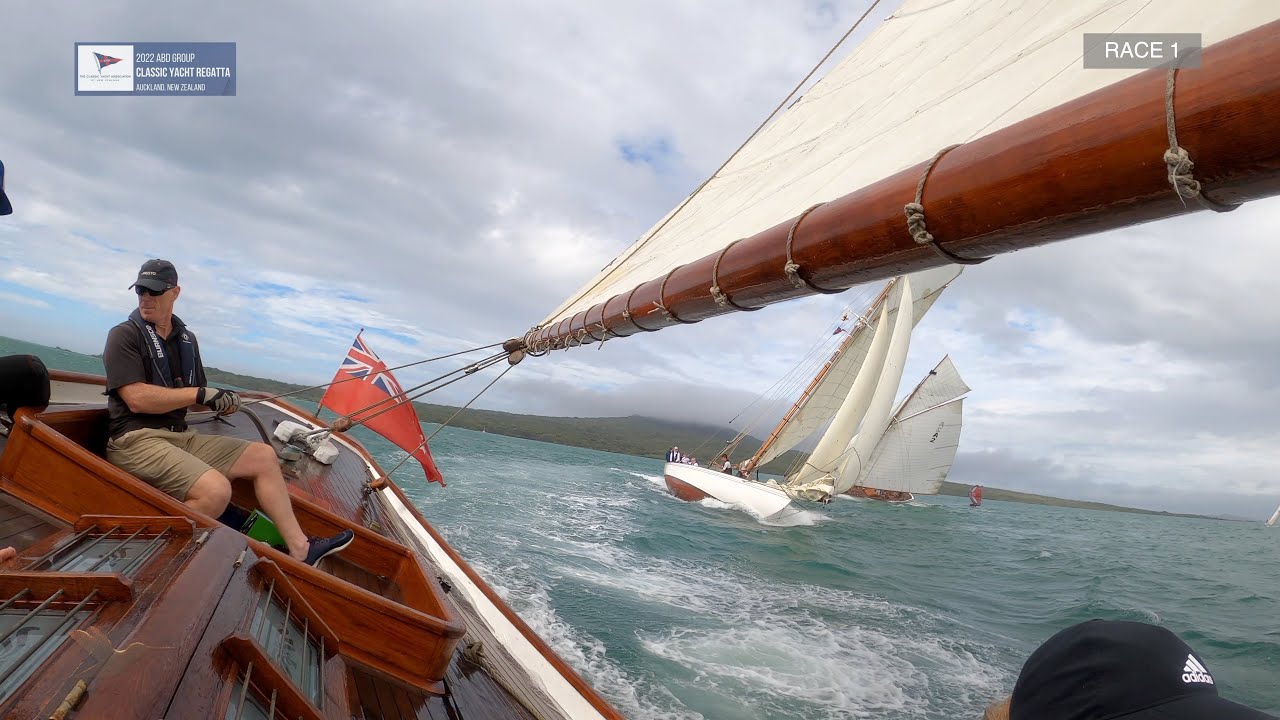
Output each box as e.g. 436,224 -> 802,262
664,472 -> 712,502
0,371 -> 623,719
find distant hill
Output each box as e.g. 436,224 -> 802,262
934,482 -> 1221,520
198,367 -> 1224,521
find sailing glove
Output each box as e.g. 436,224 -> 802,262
197,387 -> 241,415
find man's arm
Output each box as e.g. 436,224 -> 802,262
116,382 -> 201,414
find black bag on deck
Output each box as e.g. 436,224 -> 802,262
0,354 -> 51,414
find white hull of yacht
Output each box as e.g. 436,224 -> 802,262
663,462 -> 795,520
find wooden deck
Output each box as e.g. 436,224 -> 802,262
351,653 -> 536,720
0,490 -> 63,552
188,405 -> 541,718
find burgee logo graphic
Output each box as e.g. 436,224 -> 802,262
76,44 -> 134,92
93,52 -> 123,72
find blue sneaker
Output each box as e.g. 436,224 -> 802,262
304,529 -> 354,566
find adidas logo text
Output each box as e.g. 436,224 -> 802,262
1181,654 -> 1214,685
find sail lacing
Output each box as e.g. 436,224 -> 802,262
1164,68 -> 1239,213
709,238 -> 762,312
904,144 -> 991,266
655,265 -> 700,324
783,203 -> 844,293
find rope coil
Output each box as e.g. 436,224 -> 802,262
904,144 -> 990,266
1164,68 -> 1238,213
710,238 -> 762,311
783,203 -> 843,294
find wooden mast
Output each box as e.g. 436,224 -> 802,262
745,280 -> 894,472
526,22 -> 1280,352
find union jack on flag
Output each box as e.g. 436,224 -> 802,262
338,334 -> 406,403
319,331 -> 445,485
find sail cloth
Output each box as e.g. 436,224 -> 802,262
541,1 -> 1279,328
851,355 -> 969,494
319,333 -> 446,486
893,355 -> 969,420
851,356 -> 969,494
755,265 -> 960,468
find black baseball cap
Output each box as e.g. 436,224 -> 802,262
1011,619 -> 1275,720
129,259 -> 179,292
0,159 -> 12,216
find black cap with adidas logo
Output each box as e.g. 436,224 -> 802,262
1010,619 -> 1275,720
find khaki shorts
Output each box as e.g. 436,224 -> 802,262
106,428 -> 252,501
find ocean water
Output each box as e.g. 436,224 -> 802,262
6,337 -> 1278,718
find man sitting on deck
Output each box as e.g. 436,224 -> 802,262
102,259 -> 353,567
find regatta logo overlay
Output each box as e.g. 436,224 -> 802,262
1181,655 -> 1214,685
76,44 -> 135,92
75,42 -> 236,97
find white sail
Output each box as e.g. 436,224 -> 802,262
542,2 -> 1279,326
894,355 -> 970,420
856,398 -> 965,495
755,264 -> 960,467
792,296 -> 893,482
831,275 -> 915,496
1267,504 -> 1280,526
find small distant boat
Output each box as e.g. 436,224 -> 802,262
969,485 -> 983,507
1267,503 -> 1279,526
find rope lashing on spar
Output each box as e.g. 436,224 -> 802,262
710,238 -> 762,311
1164,67 -> 1239,213
654,264 -> 700,324
783,203 -> 845,294
903,144 -> 991,266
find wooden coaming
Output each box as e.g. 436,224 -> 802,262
0,525 -> 237,719
0,405 -> 465,694
526,21 -> 1280,350
167,550 -> 350,719
12,381 -> 620,717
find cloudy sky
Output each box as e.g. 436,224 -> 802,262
1,1 -> 1276,519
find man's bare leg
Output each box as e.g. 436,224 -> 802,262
186,469 -> 233,518
229,443 -> 310,561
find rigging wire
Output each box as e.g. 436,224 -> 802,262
374,363 -> 517,482
242,341 -> 506,407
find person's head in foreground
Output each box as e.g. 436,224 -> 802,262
982,619 -> 1276,720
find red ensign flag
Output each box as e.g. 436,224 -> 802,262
319,332 -> 444,485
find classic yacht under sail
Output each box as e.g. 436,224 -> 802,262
1267,503 -> 1280,526
663,267 -> 970,519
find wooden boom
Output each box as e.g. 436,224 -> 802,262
525,21 -> 1280,352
